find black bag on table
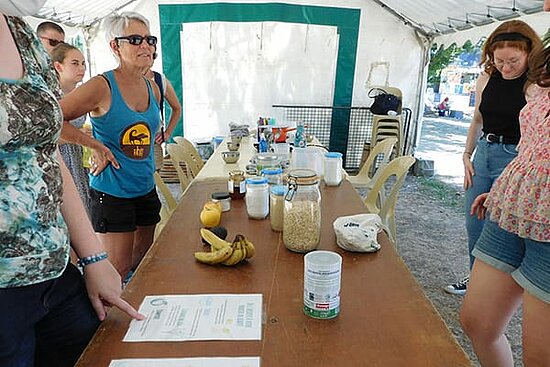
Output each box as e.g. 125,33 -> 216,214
368,88 -> 401,115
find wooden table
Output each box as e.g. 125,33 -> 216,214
76,180 -> 470,366
194,137 -> 258,181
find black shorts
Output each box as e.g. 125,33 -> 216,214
90,188 -> 161,233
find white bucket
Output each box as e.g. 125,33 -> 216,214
303,250 -> 342,319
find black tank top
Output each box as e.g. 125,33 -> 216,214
479,70 -> 527,138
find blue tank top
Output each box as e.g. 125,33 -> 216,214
90,70 -> 160,198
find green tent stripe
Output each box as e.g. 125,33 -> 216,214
159,3 -> 359,154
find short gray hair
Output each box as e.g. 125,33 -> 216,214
103,11 -> 150,42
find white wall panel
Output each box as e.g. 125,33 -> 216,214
181,21 -> 338,141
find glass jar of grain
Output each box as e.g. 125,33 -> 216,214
283,169 -> 321,252
270,185 -> 286,232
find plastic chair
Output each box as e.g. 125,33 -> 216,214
154,203 -> 172,240
363,155 -> 415,244
165,144 -> 193,192
153,172 -> 177,240
173,136 -> 205,171
168,140 -> 202,177
154,171 -> 177,212
371,115 -> 403,157
347,137 -> 397,189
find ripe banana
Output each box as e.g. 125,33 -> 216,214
241,236 -> 256,259
200,228 -> 232,250
222,240 -> 244,266
194,245 -> 233,265
237,237 -> 248,262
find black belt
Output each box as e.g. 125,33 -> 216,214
483,133 -> 520,145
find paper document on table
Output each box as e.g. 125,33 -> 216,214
124,294 -> 262,342
109,357 -> 260,367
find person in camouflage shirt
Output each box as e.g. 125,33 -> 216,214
0,12 -> 142,367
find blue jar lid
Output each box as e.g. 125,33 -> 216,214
270,185 -> 287,196
246,176 -> 268,185
261,167 -> 283,175
325,152 -> 343,159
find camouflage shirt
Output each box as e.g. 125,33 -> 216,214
0,15 -> 69,288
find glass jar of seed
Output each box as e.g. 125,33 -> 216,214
283,169 -> 321,252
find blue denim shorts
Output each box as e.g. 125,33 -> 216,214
473,220 -> 550,304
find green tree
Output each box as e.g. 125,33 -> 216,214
427,42 -> 463,92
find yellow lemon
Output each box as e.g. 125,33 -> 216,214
200,206 -> 221,228
203,201 -> 222,214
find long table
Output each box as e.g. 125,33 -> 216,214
194,137 -> 257,181
75,178 -> 471,366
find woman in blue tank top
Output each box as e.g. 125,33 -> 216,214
60,12 -> 162,279
444,20 -> 543,295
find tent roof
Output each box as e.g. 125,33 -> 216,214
37,0 -> 546,36
37,0 -> 139,28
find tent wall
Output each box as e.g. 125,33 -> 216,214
83,0 -> 425,150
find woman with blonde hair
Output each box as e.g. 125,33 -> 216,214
60,12 -> 162,279
51,43 -> 92,215
445,20 -> 543,295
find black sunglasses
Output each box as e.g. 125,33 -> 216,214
115,35 -> 157,46
40,36 -> 64,47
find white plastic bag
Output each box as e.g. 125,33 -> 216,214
333,214 -> 383,252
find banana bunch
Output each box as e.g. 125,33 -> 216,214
195,228 -> 256,266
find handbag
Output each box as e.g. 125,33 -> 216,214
368,88 -> 401,115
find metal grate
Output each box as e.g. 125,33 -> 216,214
283,106 -> 333,148
273,105 -> 413,170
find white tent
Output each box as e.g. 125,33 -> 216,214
27,0 -> 549,164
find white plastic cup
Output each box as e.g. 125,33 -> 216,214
303,250 -> 342,319
272,142 -> 290,154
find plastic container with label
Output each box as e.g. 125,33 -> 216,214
304,251 -> 342,319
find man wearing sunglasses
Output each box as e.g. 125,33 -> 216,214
37,21 -> 65,54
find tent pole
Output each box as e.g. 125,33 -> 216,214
410,31 -> 433,155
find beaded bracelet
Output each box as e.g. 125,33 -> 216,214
77,251 -> 108,267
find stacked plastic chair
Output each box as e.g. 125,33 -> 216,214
369,86 -> 403,158
173,136 -> 205,172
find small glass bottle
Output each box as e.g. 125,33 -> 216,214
245,176 -> 269,219
324,152 -> 343,186
228,170 -> 246,199
261,167 -> 283,186
211,192 -> 231,212
283,169 -> 321,253
270,185 -> 286,232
